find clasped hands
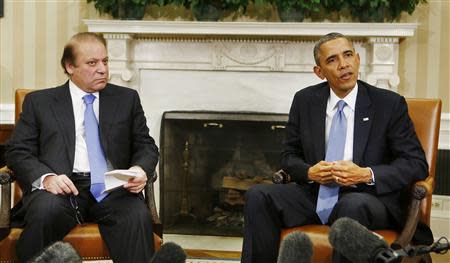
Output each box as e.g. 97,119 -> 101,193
43,166 -> 147,195
307,160 -> 372,186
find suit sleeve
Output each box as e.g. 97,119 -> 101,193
370,96 -> 428,195
5,94 -> 54,191
280,92 -> 312,184
129,91 -> 159,177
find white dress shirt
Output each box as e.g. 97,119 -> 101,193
325,83 -> 375,184
69,80 -> 99,173
32,81 -> 101,190
325,83 -> 357,162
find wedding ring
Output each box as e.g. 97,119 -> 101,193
336,177 -> 339,183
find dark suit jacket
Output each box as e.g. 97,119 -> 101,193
5,82 -> 159,196
280,80 -> 428,230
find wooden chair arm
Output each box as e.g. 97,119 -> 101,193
145,171 -> 162,238
0,166 -> 13,241
391,178 -> 430,249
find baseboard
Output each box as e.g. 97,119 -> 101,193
430,195 -> 450,241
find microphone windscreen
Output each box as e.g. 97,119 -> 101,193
277,231 -> 313,263
28,241 -> 82,263
150,242 -> 186,263
329,217 -> 388,263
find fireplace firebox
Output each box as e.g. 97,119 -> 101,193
160,111 -> 288,237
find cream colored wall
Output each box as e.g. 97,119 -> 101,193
398,1 -> 450,112
0,1 -> 449,113
0,0 -> 93,106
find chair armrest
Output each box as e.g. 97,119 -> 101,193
145,171 -> 162,238
391,178 -> 430,249
0,166 -> 13,241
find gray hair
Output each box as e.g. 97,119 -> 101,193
313,32 -> 353,65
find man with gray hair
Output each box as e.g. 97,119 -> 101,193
6,32 -> 159,262
241,32 -> 431,263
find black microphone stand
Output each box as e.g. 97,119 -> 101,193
374,237 -> 449,263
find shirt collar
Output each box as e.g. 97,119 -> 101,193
69,80 -> 99,101
328,82 -> 358,112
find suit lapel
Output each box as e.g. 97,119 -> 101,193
50,83 -> 76,167
99,84 -> 120,155
311,84 -> 329,162
353,81 -> 374,165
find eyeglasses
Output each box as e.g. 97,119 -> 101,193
69,195 -> 85,225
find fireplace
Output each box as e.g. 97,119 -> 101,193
160,111 -> 287,236
84,21 -> 420,244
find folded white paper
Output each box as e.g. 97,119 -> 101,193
103,169 -> 139,193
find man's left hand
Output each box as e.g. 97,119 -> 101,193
123,166 -> 147,193
331,161 -> 372,186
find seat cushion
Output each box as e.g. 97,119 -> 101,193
0,224 -> 162,262
281,225 -> 398,263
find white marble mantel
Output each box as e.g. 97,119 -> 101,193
85,20 -> 418,92
84,20 -> 420,211
85,20 -> 418,37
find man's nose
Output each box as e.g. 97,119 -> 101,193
338,56 -> 350,69
97,62 -> 107,73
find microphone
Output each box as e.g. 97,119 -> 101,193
329,217 -> 450,263
27,241 -> 82,263
329,217 -> 397,263
277,231 -> 313,263
150,242 -> 187,263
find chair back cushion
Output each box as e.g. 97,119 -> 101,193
405,99 -> 441,225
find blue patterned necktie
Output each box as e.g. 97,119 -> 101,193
316,100 -> 347,224
83,94 -> 108,202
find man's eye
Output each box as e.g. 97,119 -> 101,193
87,61 -> 96,66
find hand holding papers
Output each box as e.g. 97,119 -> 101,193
103,169 -> 139,193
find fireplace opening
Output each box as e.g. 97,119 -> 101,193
160,111 -> 288,237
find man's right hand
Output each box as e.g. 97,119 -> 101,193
307,161 -> 335,184
43,175 -> 79,195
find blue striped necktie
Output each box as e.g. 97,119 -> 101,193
316,100 -> 347,224
83,94 -> 108,202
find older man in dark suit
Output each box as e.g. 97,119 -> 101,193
5,32 -> 159,262
241,33 -> 429,263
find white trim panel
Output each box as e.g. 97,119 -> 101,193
439,113 -> 450,150
0,103 -> 14,125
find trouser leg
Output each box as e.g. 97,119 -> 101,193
16,191 -> 77,263
241,183 -> 319,263
329,192 -> 393,263
94,188 -> 154,263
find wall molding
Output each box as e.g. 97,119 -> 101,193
84,20 -> 418,37
440,113 -> 450,150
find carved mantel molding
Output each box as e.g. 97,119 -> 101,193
85,20 -> 418,91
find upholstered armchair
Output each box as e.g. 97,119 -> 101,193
274,99 -> 442,263
0,89 -> 163,262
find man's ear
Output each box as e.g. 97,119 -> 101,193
313,65 -> 325,80
65,62 -> 75,75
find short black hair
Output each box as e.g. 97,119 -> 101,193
313,32 -> 353,66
